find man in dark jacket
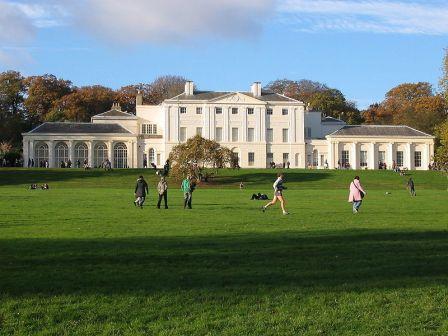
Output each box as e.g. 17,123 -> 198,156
407,177 -> 416,196
134,175 -> 149,208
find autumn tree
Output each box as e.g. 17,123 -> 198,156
149,75 -> 189,104
440,48 -> 448,101
168,135 -> 234,180
24,74 -> 73,124
434,120 -> 448,170
115,84 -> 150,113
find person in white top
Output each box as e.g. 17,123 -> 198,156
261,173 -> 289,215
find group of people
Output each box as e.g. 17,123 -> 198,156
29,183 -> 49,190
268,161 -> 291,169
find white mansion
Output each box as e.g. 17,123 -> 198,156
22,81 -> 435,170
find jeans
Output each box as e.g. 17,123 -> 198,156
157,192 -> 168,208
353,200 -> 362,212
184,192 -> 192,209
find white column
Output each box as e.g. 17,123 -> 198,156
406,143 -> 413,170
387,143 -> 394,169
209,106 -> 215,141
88,141 -> 94,168
369,142 -> 376,170
174,107 -> 179,143
328,141 -> 334,169
30,140 -> 35,166
164,105 -> 170,142
203,105 -> 210,140
68,140 -> 74,167
23,139 -> 29,167
224,106 -> 230,142
260,107 -> 266,142
108,141 -> 113,168
424,143 -> 431,169
351,142 -> 358,170
242,106 -> 247,142
290,108 -> 296,143
47,140 -> 55,168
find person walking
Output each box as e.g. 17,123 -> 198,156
261,173 -> 289,215
407,177 -> 416,196
348,176 -> 366,214
157,176 -> 168,209
134,175 -> 149,209
181,175 -> 193,209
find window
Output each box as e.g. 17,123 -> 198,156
55,142 -> 69,165
396,151 -> 404,167
283,153 -> 289,164
341,150 -> 350,166
414,151 -> 422,167
94,143 -> 108,168
35,142 -> 49,166
248,152 -> 255,166
360,150 -> 368,167
142,124 -> 157,135
266,108 -> 273,115
247,107 -> 254,115
179,107 -> 187,114
114,142 -> 127,168
312,151 -> 318,167
378,151 -> 385,163
180,127 -> 187,142
247,128 -> 254,142
282,128 -> 289,143
148,148 -> 155,164
215,107 -> 222,114
196,107 -> 202,114
232,128 -> 239,142
231,107 -> 238,114
282,108 -> 288,115
196,127 -> 203,136
74,143 -> 88,164
305,127 -> 312,138
215,127 -> 222,142
266,128 -> 273,142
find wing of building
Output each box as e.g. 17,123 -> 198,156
22,82 -> 435,170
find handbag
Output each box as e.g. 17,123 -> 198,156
352,181 -> 365,199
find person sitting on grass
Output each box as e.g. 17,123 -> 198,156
261,173 -> 289,215
30,184 -> 37,190
251,193 -> 268,200
134,175 -> 149,209
41,183 -> 49,190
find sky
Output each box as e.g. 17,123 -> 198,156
0,0 -> 447,109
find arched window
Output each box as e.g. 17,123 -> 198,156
35,142 -> 49,167
148,148 -> 155,164
312,150 -> 318,167
55,142 -> 69,167
94,143 -> 108,168
114,142 -> 127,168
74,142 -> 88,165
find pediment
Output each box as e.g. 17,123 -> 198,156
209,92 -> 265,104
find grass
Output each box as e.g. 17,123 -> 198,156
0,168 -> 447,335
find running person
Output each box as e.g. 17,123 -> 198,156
262,173 -> 289,215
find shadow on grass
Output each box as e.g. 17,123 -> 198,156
1,230 -> 447,296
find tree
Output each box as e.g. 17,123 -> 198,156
440,48 -> 448,101
115,84 -> 152,113
434,120 -> 448,170
149,75 -> 189,104
49,85 -> 117,122
24,74 -> 73,124
265,79 -> 329,103
168,135 -> 234,180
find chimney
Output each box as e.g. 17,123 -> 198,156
112,102 -> 122,111
136,90 -> 143,106
251,81 -> 262,97
185,80 -> 194,96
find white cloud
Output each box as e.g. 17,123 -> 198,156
278,0 -> 448,35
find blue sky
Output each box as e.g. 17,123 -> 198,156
0,0 -> 447,109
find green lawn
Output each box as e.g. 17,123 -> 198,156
0,168 -> 447,335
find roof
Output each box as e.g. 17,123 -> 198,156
92,109 -> 137,118
328,125 -> 433,137
168,90 -> 299,103
322,116 -> 345,123
27,122 -> 132,134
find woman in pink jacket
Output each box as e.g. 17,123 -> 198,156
348,176 -> 366,213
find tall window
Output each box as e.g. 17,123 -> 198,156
266,128 -> 273,142
94,143 -> 108,168
342,150 -> 350,166
196,107 -> 202,114
180,127 -> 187,142
247,107 -> 254,115
305,127 -> 312,138
148,148 -> 155,164
247,128 -> 254,142
35,142 -> 49,166
231,107 -> 238,114
232,128 -> 239,142
378,151 -> 385,163
282,128 -> 289,143
360,150 -> 368,167
179,107 -> 187,114
282,108 -> 288,115
196,127 -> 203,136
215,127 -> 223,142
215,107 -> 222,114
55,142 -> 68,165
266,108 -> 273,115
248,152 -> 255,166
114,142 -> 127,168
142,124 -> 157,135
267,152 -> 273,167
283,153 -> 290,164
74,142 -> 88,164
396,151 -> 404,167
414,151 -> 422,167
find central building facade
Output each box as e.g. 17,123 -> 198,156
22,81 -> 435,170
